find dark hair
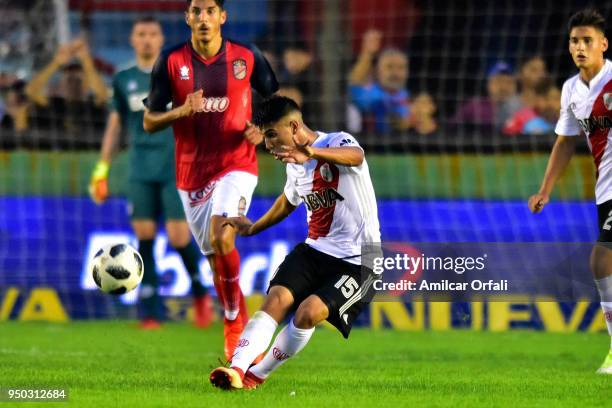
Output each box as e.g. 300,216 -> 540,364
568,8 -> 606,34
133,16 -> 161,26
186,0 -> 225,10
533,77 -> 556,96
254,96 -> 301,128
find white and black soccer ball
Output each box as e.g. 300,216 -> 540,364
90,243 -> 144,295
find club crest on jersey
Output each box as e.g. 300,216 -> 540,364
232,59 -> 247,80
180,65 -> 190,80
604,93 -> 612,111
320,163 -> 334,182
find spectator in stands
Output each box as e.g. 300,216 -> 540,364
277,42 -> 317,123
277,83 -> 304,108
503,77 -> 560,136
1,79 -> 29,132
348,29 -> 437,135
25,38 -> 108,149
450,60 -> 522,131
517,56 -> 548,108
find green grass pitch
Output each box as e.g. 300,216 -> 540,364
0,321 -> 610,407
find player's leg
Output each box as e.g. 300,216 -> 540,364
248,252 -> 378,385
210,243 -> 316,390
207,172 -> 258,359
210,285 -> 295,390
244,294 -> 324,384
591,200 -> 612,374
162,181 -> 212,328
128,180 -> 163,329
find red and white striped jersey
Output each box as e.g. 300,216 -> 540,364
556,59 -> 612,204
283,131 -> 381,265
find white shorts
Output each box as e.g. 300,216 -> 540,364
178,171 -> 258,256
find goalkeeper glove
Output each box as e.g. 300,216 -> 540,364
89,160 -> 110,204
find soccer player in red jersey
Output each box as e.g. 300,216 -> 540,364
143,0 -> 278,360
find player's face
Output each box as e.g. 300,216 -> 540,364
130,22 -> 164,60
186,0 -> 227,43
569,26 -> 608,70
263,118 -> 298,156
376,53 -> 408,92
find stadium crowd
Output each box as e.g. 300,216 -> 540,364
0,0 -> 591,151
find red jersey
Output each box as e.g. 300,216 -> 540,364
144,39 -> 278,190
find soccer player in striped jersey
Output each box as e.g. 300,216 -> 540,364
529,8 -> 612,374
143,0 -> 278,359
210,96 -> 381,390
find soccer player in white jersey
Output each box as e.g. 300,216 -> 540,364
528,8 -> 612,374
209,95 -> 381,389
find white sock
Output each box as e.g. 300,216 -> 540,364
594,275 -> 612,337
230,311 -> 278,373
249,319 -> 315,380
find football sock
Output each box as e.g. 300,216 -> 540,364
230,311 -> 278,375
138,239 -> 162,320
249,319 -> 315,380
175,241 -> 207,297
594,274 -> 612,337
214,249 -> 242,320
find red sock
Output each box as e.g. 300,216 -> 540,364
239,291 -> 249,324
214,249 -> 243,320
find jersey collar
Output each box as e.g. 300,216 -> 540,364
189,39 -> 227,66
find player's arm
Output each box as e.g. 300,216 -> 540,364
244,43 -> 280,145
528,135 -> 577,213
528,80 -> 580,213
89,111 -> 121,204
231,193 -> 297,236
143,98 -> 198,133
142,51 -> 203,133
276,134 -> 365,167
25,43 -> 73,106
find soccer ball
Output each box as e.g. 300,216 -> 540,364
90,243 -> 144,295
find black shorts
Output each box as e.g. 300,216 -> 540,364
268,243 -> 377,338
597,199 -> 612,242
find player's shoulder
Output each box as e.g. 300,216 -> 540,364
158,42 -> 190,61
315,131 -> 360,148
114,65 -> 140,80
561,73 -> 580,94
225,38 -> 263,57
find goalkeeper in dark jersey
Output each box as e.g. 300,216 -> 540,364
89,16 -> 212,329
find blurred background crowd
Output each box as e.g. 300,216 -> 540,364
0,0 -> 608,152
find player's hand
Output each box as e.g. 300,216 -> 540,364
227,216 -> 255,236
274,135 -> 313,164
89,160 -> 110,205
528,193 -> 549,214
181,89 -> 205,117
361,30 -> 383,57
244,120 -> 264,145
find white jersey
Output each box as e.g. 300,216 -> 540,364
555,59 -> 612,204
283,131 -> 381,264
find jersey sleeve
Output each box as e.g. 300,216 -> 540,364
248,44 -> 279,97
283,170 -> 301,206
143,52 -> 172,112
327,132 -> 365,174
554,80 -> 581,136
